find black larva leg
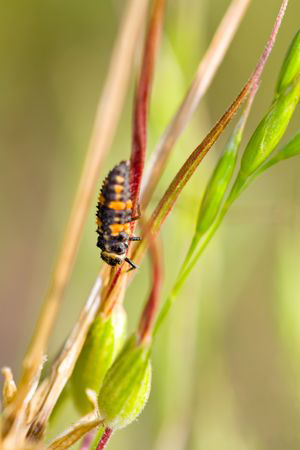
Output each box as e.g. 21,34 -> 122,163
129,236 -> 141,241
125,257 -> 138,271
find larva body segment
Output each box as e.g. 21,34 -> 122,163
96,161 -> 139,269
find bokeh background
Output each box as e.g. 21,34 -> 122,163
1,0 -> 300,449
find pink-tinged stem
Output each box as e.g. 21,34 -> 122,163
251,0 -> 288,86
138,232 -> 162,343
96,427 -> 113,450
130,0 -> 165,212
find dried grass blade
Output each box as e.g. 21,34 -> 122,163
1,368 -> 17,409
25,278 -> 102,442
47,411 -> 102,450
141,0 -> 252,207
12,0 -> 150,424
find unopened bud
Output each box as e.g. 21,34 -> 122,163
276,30 -> 300,95
98,334 -> 151,430
71,306 -> 126,415
196,121 -> 240,234
240,78 -> 300,177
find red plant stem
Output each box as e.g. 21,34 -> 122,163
137,232 -> 162,343
130,0 -> 165,212
96,427 -> 113,450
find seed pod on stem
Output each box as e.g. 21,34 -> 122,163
235,28 -> 300,186
195,82 -> 258,236
257,130 -> 300,173
71,306 -> 127,415
97,226 -> 161,437
239,78 -> 300,180
97,334 -> 152,431
276,29 -> 300,95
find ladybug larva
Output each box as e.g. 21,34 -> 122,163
96,160 -> 140,269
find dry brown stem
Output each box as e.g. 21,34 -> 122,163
25,278 -> 102,442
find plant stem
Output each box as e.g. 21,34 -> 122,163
137,232 -> 162,343
96,427 -> 113,450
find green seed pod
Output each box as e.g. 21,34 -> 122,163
254,131 -> 300,176
196,119 -> 241,234
240,78 -> 300,177
98,334 -> 152,430
71,306 -> 126,415
272,130 -> 300,162
276,30 -> 300,95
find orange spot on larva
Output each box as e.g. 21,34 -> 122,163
109,224 -> 124,234
114,184 -> 124,193
108,201 -> 126,210
126,199 -> 132,209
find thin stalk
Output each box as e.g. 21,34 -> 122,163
130,0 -> 165,211
137,231 -> 162,343
96,427 -> 113,450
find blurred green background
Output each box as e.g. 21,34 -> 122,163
1,0 -> 300,449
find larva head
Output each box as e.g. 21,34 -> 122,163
101,242 -> 127,266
